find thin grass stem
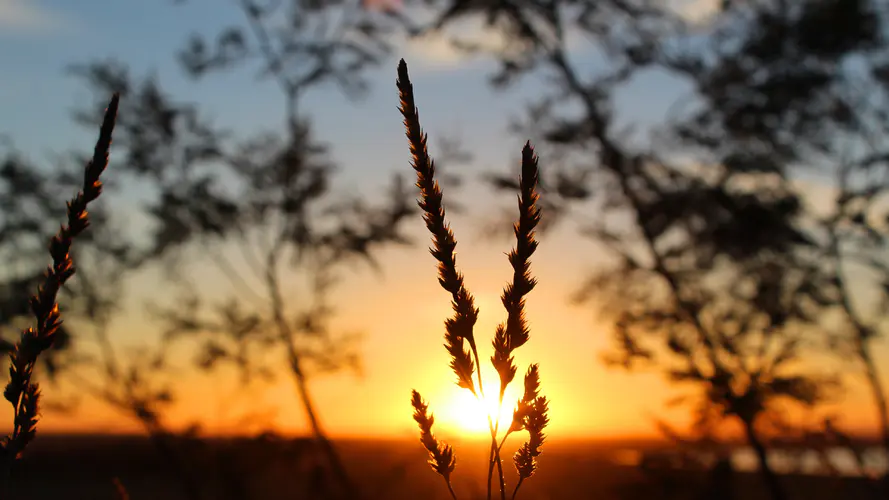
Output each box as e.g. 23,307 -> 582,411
446,479 -> 458,500
486,401 -> 506,500
511,477 -> 525,500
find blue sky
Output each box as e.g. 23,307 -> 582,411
0,0 -> 694,189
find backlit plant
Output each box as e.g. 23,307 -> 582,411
398,59 -> 550,500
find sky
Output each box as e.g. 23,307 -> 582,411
1,0 -> 888,444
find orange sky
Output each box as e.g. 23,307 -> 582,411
3,198 -> 888,443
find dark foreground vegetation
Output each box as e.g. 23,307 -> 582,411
6,435 -> 882,500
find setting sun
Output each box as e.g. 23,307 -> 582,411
436,380 -> 520,436
444,390 -> 512,434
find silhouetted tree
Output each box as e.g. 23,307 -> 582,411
151,5 -> 412,495
656,0 -> 889,473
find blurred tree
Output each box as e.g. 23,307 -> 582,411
397,0 -> 889,499
655,0 -> 889,488
590,1 -> 889,495
1,0 -> 412,498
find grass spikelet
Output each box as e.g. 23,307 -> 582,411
487,143 -> 542,497
411,390 -> 458,499
513,395 -> 549,478
397,58 -> 479,395
399,58 -> 549,500
508,365 -> 541,434
509,367 -> 549,498
492,143 -> 540,395
0,93 -> 119,477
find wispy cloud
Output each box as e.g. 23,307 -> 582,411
402,17 -> 589,73
0,0 -> 73,34
406,34 -> 471,67
400,0 -> 720,69
402,20 -> 508,72
668,0 -> 721,24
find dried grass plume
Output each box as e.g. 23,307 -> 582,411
398,59 -> 549,500
0,93 -> 119,486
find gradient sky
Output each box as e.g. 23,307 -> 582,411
1,0 -> 887,443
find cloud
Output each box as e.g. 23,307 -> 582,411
398,0 -> 718,72
667,0 -> 721,24
406,34 -> 470,66
402,20 -> 511,72
402,17 -> 588,73
0,0 -> 72,34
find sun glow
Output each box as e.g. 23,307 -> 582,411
440,386 -> 518,436
423,296 -> 535,437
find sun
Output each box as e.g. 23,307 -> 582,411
441,387 -> 517,436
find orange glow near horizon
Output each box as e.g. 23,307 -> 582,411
5,226 -> 889,443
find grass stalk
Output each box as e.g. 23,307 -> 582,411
399,58 -> 548,500
0,93 -> 119,492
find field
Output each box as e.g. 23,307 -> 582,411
6,435 -> 879,499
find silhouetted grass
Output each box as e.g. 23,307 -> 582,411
0,93 -> 119,493
398,59 -> 550,500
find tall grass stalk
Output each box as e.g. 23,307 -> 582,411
398,59 -> 549,500
0,94 -> 119,493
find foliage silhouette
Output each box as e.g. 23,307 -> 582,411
657,1 -> 889,495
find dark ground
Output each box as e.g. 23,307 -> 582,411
5,434 -> 881,500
